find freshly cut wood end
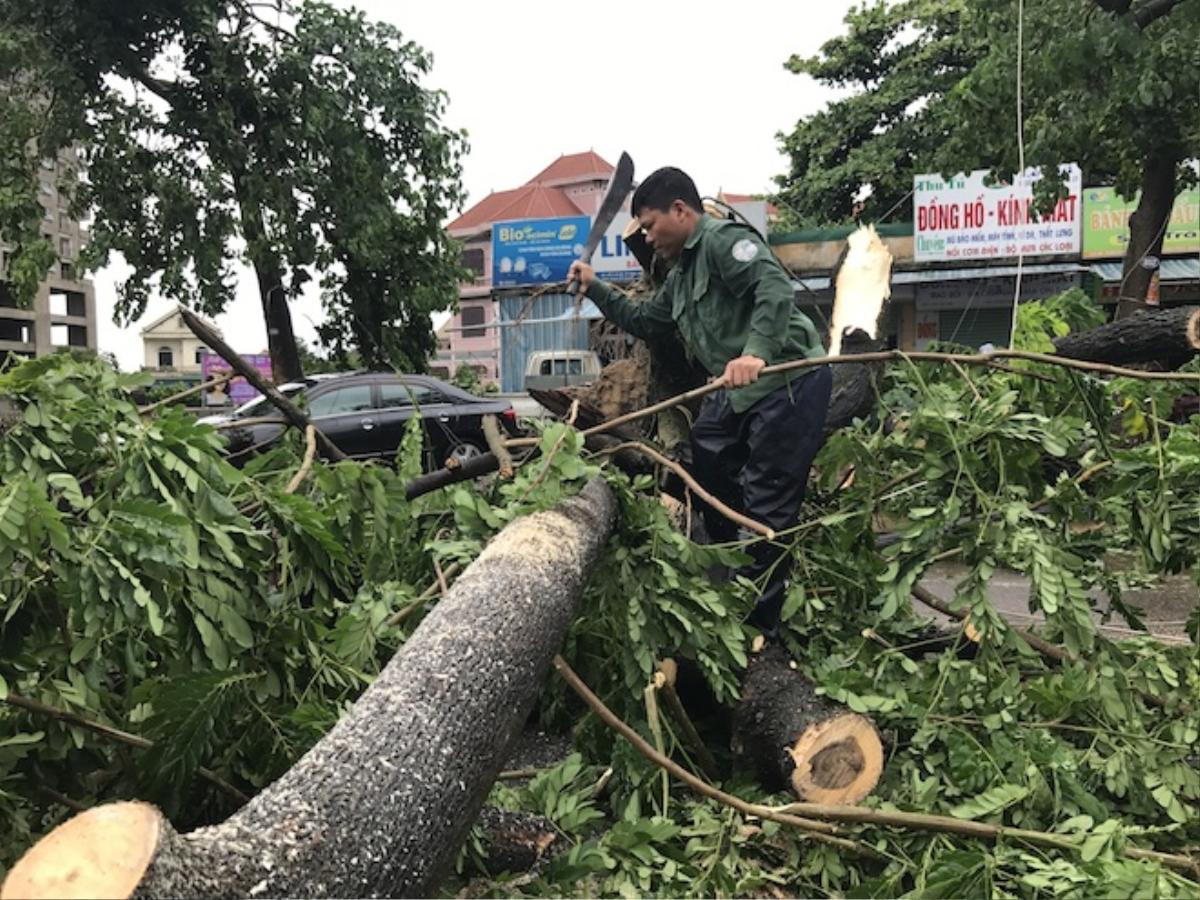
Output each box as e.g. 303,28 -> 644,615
788,713 -> 883,806
963,618 -> 982,643
657,657 -> 678,687
750,634 -> 766,654
829,224 -> 894,356
2,801 -> 161,900
1188,308 -> 1200,350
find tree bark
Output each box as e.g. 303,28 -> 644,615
229,168 -> 304,383
731,644 -> 883,805
825,328 -> 887,433
3,479 -> 617,900
1116,154 -> 1178,319
1054,305 -> 1200,368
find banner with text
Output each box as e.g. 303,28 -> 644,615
491,216 -> 590,287
914,165 -> 1082,262
1082,187 -> 1200,259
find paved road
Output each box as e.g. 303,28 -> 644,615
919,563 -> 1195,645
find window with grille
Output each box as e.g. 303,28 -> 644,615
461,305 -> 485,338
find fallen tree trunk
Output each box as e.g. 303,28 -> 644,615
1053,304 -> 1200,368
3,479 -> 618,900
731,644 -> 882,805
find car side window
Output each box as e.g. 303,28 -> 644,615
569,358 -> 582,375
539,360 -> 551,375
553,359 -> 567,375
378,382 -> 435,409
307,384 -> 374,417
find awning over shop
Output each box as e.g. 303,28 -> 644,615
793,261 -> 1089,294
1088,258 -> 1200,282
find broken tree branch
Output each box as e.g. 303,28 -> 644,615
481,415 -> 514,478
178,307 -> 346,461
284,425 -> 317,494
582,348 -> 1200,443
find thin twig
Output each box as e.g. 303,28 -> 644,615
516,401 -> 579,505
950,360 -> 983,402
653,663 -> 721,781
596,440 -> 774,539
551,655 -> 887,861
384,562 -> 462,628
284,425 -> 317,494
139,373 -> 234,416
4,693 -> 249,804
765,798 -> 1200,875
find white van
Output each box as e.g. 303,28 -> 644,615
524,350 -> 602,391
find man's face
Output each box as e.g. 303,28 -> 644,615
636,200 -> 693,261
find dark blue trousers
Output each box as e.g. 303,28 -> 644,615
688,366 -> 833,634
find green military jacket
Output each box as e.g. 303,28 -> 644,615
585,215 -> 824,413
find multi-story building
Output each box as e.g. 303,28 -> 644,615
139,305 -> 219,379
0,153 -> 98,361
433,151 -> 616,385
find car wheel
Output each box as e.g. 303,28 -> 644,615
448,441 -> 484,463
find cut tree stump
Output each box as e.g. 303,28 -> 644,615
731,644 -> 882,805
2,479 -> 617,900
1053,305 -> 1200,368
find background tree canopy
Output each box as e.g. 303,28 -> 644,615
0,0 -> 468,378
775,0 -> 1200,307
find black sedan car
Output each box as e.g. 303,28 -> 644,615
212,372 -> 521,469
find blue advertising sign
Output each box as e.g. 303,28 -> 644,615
491,216 -> 590,287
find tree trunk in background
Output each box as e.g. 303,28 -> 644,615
3,479 -> 618,900
1116,154 -> 1177,320
230,168 -> 303,383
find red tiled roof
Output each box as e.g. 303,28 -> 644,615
447,151 -> 615,234
448,183 -> 584,233
527,151 -> 613,186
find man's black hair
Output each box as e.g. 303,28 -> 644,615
630,167 -> 704,215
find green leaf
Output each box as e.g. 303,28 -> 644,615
949,784 -> 1030,819
192,612 -> 230,669
219,607 -> 254,649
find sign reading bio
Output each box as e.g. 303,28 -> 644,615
201,353 -> 274,405
491,216 -> 590,287
914,165 -> 1082,262
1082,187 -> 1200,259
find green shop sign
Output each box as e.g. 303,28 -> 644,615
1082,187 -> 1200,258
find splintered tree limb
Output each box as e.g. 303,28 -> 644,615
3,480 -> 618,900
177,307 -> 347,462
284,425 -> 317,494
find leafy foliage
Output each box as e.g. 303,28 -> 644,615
775,0 -> 1200,233
0,0 -> 468,375
1,295 -> 1198,899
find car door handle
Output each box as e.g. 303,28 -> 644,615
361,418 -> 375,431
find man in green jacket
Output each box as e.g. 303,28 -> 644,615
567,166 -> 832,637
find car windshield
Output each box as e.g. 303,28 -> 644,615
234,383 -> 306,419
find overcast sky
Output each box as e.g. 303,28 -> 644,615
96,1 -> 856,369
